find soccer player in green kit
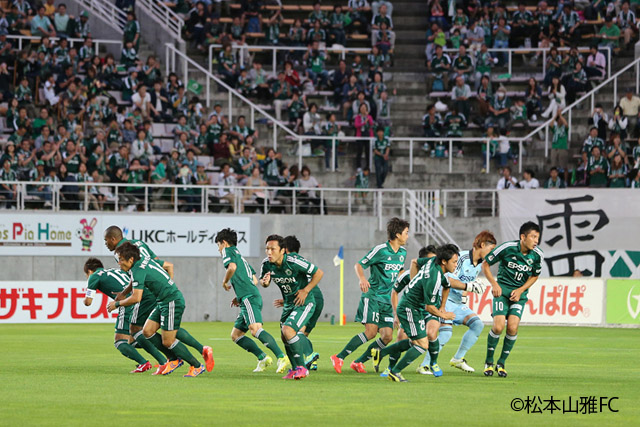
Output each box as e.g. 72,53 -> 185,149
215,228 -> 289,374
281,235 -> 323,370
108,242 -> 214,378
104,225 -> 183,375
371,244 -> 459,382
260,234 -> 324,380
84,258 -> 156,373
331,217 -> 409,374
482,221 -> 543,378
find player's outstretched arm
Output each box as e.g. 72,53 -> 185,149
107,289 -> 143,312
295,268 -> 323,306
222,262 -> 237,291
482,261 -> 501,297
115,283 -> 133,301
510,275 -> 539,302
425,303 -> 455,320
162,261 -> 174,279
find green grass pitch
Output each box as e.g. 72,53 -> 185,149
2,322 -> 638,426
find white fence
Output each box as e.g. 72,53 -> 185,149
73,0 -> 126,33
6,34 -> 122,54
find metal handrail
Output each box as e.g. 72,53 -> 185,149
137,0 -> 184,42
441,46 -> 611,79
73,0 -> 126,33
6,34 -> 123,52
208,43 -> 372,75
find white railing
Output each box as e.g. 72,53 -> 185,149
137,0 -> 184,44
209,44 -> 372,75
73,0 -> 126,33
442,46 -> 611,80
441,189 -> 499,218
6,35 -> 122,54
521,55 -> 640,157
406,189 -> 457,247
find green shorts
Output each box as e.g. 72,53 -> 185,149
492,287 -> 528,319
354,295 -> 394,329
148,295 -> 186,331
424,313 -> 441,324
129,294 -> 157,328
114,305 -> 132,335
280,297 -> 316,333
397,305 -> 427,340
304,290 -> 324,333
234,294 -> 264,332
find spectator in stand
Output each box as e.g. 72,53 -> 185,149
304,45 -> 329,89
347,0 -> 371,34
496,166 -> 518,190
303,102 -> 322,143
544,166 -> 567,188
541,76 -> 566,119
425,22 -> 446,62
371,3 -> 394,48
354,103 -> 374,169
550,112 -> 570,181
588,146 -> 609,187
271,71 -> 291,121
376,89 -> 393,129
607,134 -> 629,165
218,162 -> 239,210
330,5 -> 347,46
74,10 -> 91,38
609,106 -> 629,140
131,85 -> 154,120
582,126 -> 605,166
485,87 -> 510,134
491,17 -> 510,65
466,20 -> 484,52
297,165 -> 323,214
123,11 -> 141,51
451,45 -> 473,85
585,46 -> 606,82
451,76 -> 471,121
427,45 -> 450,91
558,3 -> 581,47
444,105 -> 467,137
475,74 -> 493,119
589,104 -> 609,140
422,104 -> 442,138
596,16 -> 621,54
0,158 -> 18,208
519,169 -> 539,189
373,127 -> 389,188
243,166 -> 269,211
619,89 -> 640,138
31,6 -> 56,38
428,0 -> 446,30
510,2 -> 535,48
543,46 -> 562,87
217,44 -> 237,88
630,168 -> 640,188
237,146 -> 258,185
248,61 -> 271,103
332,59 -> 351,106
524,77 -> 542,122
617,1 -> 637,50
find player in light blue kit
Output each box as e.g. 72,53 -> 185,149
415,231 -> 497,374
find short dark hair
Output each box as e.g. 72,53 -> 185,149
519,221 -> 541,237
265,234 -> 284,248
283,235 -> 301,253
436,244 -> 459,264
115,241 -> 141,263
550,166 -> 558,172
83,257 -> 103,274
215,228 -> 237,246
419,245 -> 437,258
387,217 -> 410,241
524,169 -> 535,178
104,225 -> 123,240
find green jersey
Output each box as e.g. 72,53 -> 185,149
392,270 -> 412,294
116,237 -> 159,262
485,240 -> 543,292
260,253 -> 318,307
358,242 -> 406,303
287,252 -> 323,300
222,245 -> 259,301
86,267 -> 130,300
130,257 -> 180,303
399,257 -> 450,310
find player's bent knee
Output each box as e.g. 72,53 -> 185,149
466,316 -> 484,334
281,325 -> 296,340
162,337 -> 174,348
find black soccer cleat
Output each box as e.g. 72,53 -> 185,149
483,363 -> 494,377
495,364 -> 508,378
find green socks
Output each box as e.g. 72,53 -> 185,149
497,334 -> 517,365
355,338 -> 386,364
235,335 -> 267,360
168,339 -> 200,367
337,332 -> 369,360
147,332 -> 178,361
256,328 -> 285,359
286,334 -> 306,368
485,329 -> 501,364
115,339 -> 147,365
391,344 -> 426,374
381,339 -> 411,370
296,332 -> 313,357
133,331 -> 167,365
428,338 -> 440,366
177,328 -> 204,354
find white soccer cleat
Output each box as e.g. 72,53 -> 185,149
450,357 -> 475,373
276,356 -> 290,374
416,365 -> 433,375
253,356 -> 273,372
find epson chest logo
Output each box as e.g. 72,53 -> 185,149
274,277 -> 297,284
507,262 -> 531,272
384,264 -> 403,271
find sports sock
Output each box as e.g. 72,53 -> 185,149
382,339 -> 411,369
428,338 -> 440,365
168,339 -> 200,367
419,326 -> 451,367
177,328 -> 204,353
337,332 -> 369,359
255,328 -> 285,359
497,334 -> 517,365
391,344 -> 426,374
284,343 -> 295,365
147,332 -> 178,361
133,331 -> 167,364
454,316 -> 483,360
286,334 -> 306,368
114,339 -> 147,364
234,335 -> 267,360
354,338 -> 386,364
296,332 -> 313,357
485,329 -> 501,364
